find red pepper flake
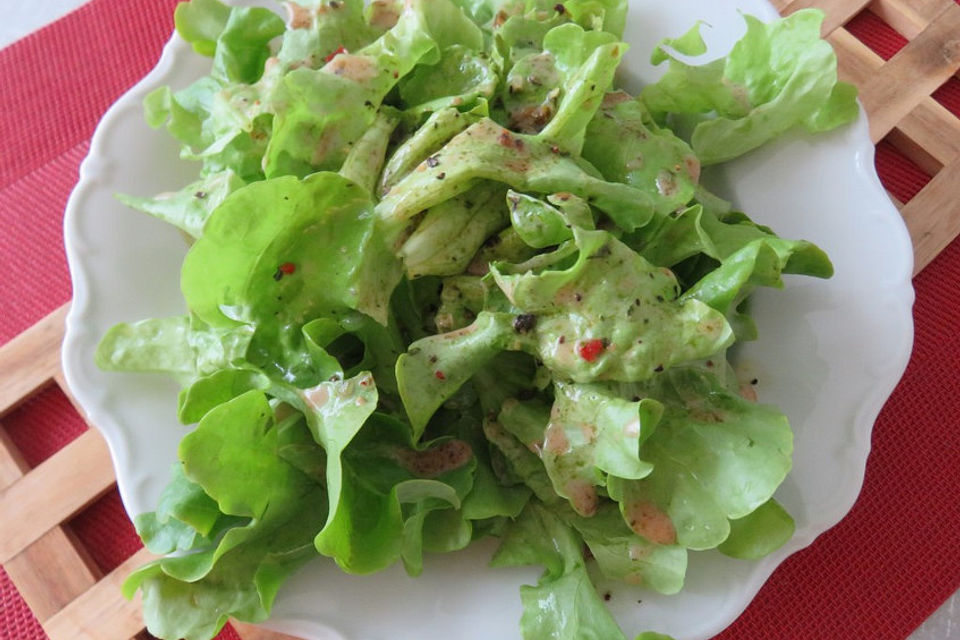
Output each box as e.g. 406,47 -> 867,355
279,262 -> 296,275
324,45 -> 347,63
578,339 -> 605,362
435,370 -> 446,380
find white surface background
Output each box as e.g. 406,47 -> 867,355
2,2 -> 954,639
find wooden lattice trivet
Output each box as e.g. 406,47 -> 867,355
2,1 -> 959,638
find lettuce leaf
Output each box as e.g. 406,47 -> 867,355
513,382 -> 661,516
399,182 -> 508,277
491,502 -> 629,640
123,391 -> 328,640
507,191 -> 593,249
607,367 -> 793,550
263,0 -> 455,178
583,92 -> 699,213
376,118 -> 672,236
379,105 -> 485,195
313,412 -> 477,574
641,10 -> 858,164
181,172 -> 397,328
399,45 -> 498,114
96,316 -> 253,385
117,169 -> 244,239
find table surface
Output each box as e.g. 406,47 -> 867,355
0,2 -> 957,640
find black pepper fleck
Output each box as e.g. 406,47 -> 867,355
484,234 -> 501,247
426,155 -> 440,168
513,313 -> 537,333
436,172 -> 446,180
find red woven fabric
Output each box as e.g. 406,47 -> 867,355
845,10 -> 908,60
3,386 -> 88,467
0,2 -> 958,640
933,77 -> 960,119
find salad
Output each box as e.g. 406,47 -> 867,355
95,0 -> 857,638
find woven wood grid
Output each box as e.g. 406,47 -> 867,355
2,1 -> 959,638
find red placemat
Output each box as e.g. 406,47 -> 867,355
1,2 -> 958,639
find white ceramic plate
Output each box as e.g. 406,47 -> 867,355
62,2 -> 915,638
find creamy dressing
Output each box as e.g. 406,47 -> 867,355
625,499 -> 676,545
398,440 -> 473,478
324,55 -> 379,82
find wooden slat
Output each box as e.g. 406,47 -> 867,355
4,528 -> 102,623
859,3 -> 960,140
42,547 -> 155,640
895,98 -> 960,168
901,159 -> 960,273
869,0 -> 954,39
0,427 -> 29,488
0,429 -> 114,563
829,27 -> 883,87
780,0 -> 872,35
0,304 -> 67,416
